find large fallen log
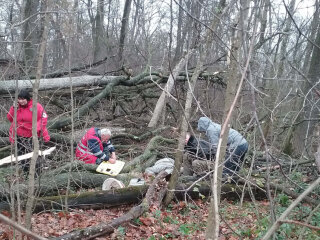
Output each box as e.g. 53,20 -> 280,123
0,171 -> 138,200
51,171 -> 169,240
0,75 -> 124,94
0,72 -> 160,135
33,185 -> 149,213
0,175 -> 267,214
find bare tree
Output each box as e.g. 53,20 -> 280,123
24,0 -> 50,230
93,0 -> 106,62
164,50 -> 202,205
21,0 -> 40,74
118,0 -> 132,66
147,48 -> 195,128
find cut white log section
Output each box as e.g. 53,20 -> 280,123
0,146 -> 56,166
0,75 -> 119,94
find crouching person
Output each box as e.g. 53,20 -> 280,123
76,127 -> 116,164
197,117 -> 249,177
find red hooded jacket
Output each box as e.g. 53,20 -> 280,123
75,127 -> 104,164
7,99 -> 50,143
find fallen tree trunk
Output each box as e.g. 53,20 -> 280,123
0,75 -> 123,94
122,136 -> 176,173
0,171 -> 141,200
0,173 -> 268,213
16,177 -> 266,213
0,72 -> 161,135
33,185 -> 149,213
52,171 -> 169,240
1,160 -> 317,207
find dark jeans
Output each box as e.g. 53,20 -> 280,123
224,142 -> 249,175
17,137 -> 42,176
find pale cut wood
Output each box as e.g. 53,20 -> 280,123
147,49 -> 195,128
0,75 -> 118,94
0,146 -> 56,166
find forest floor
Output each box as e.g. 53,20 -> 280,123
0,198 -> 269,240
1,197 -> 319,240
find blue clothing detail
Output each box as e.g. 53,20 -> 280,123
88,128 -> 116,162
197,117 -> 249,175
197,117 -> 248,149
87,139 -> 108,160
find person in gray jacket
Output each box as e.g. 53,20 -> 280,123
197,117 -> 248,176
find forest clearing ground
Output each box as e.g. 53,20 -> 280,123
1,198 -> 306,240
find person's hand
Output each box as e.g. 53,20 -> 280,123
108,158 -> 116,164
96,158 -> 103,165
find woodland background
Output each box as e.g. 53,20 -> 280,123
0,0 -> 319,239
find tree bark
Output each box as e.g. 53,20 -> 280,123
118,0 -> 132,66
0,75 -> 124,94
292,21 -> 320,157
22,0 -> 40,74
121,136 -> 176,173
25,1 -> 50,229
52,171 -> 169,240
148,49 -> 195,127
164,51 -> 201,205
93,0 -> 105,62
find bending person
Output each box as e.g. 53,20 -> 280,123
76,127 -> 116,164
197,117 -> 248,176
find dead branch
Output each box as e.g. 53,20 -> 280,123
262,177 -> 320,240
279,219 -> 320,231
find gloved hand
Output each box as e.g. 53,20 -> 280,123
96,158 -> 103,165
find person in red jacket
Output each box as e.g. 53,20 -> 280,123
76,127 -> 116,165
7,89 -> 50,174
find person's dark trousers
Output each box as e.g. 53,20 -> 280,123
223,142 -> 249,176
16,137 -> 42,177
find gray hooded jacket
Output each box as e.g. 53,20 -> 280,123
197,117 -> 247,150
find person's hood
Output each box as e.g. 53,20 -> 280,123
197,117 -> 211,132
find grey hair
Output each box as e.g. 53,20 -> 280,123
100,128 -> 112,137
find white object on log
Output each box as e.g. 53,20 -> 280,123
0,147 -> 56,166
102,178 -> 125,191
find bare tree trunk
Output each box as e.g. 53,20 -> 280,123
262,0 -> 296,149
292,19 -> 320,157
93,0 -> 105,62
118,0 -> 132,66
148,49 -> 195,128
172,0 -> 184,65
11,79 -> 22,234
164,51 -> 202,205
206,0 -> 250,237
24,0 -> 50,230
64,1 -> 78,212
282,0 -> 319,154
21,0 -> 40,74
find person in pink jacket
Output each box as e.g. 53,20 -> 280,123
7,89 -> 50,174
